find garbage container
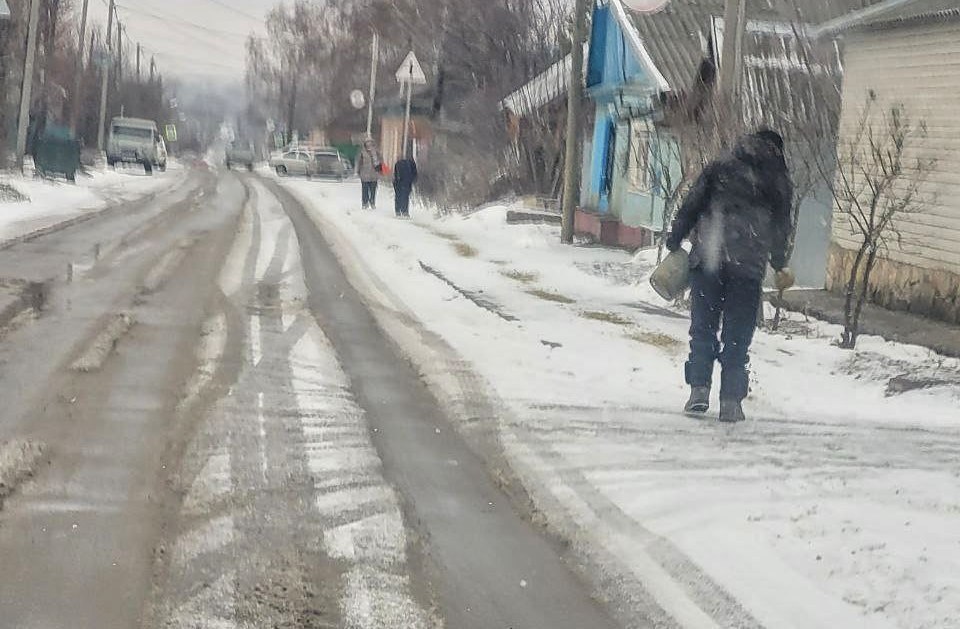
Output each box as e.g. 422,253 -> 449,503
34,135 -> 81,182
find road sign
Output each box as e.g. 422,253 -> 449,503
350,90 -> 366,110
623,0 -> 670,11
395,51 -> 427,85
164,124 -> 178,142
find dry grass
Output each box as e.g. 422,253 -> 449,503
526,289 -> 576,304
452,242 -> 479,258
580,310 -> 632,326
627,330 -> 683,351
502,269 -> 539,284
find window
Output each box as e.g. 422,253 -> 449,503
113,126 -> 154,140
628,120 -> 651,192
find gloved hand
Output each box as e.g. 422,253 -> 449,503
774,267 -> 796,291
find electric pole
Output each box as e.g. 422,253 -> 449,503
720,0 -> 748,106
117,21 -> 123,84
365,31 -> 379,139
560,0 -> 589,244
15,0 -> 42,169
97,0 -> 116,151
69,0 -> 90,135
136,43 -> 141,82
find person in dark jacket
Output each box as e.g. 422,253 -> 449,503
393,152 -> 418,218
666,129 -> 796,422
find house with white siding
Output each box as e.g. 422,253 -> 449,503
822,0 -> 960,324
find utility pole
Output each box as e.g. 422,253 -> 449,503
560,0 -> 589,244
117,21 -> 123,84
15,0 -> 42,170
136,43 -> 141,82
365,30 -> 379,139
719,0 -> 748,105
150,56 -> 156,82
97,0 -> 116,151
70,0 -> 90,135
401,74 -> 413,157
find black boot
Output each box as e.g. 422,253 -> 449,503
683,386 -> 711,416
718,399 -> 746,423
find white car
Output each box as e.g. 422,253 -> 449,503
269,149 -> 314,177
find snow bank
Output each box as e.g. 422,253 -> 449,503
0,162 -> 183,243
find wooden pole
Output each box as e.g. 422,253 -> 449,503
97,0 -> 115,151
366,31 -> 378,138
16,0 -> 42,169
69,0 -> 90,135
560,0 -> 589,244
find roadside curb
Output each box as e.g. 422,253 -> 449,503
771,288 -> 960,359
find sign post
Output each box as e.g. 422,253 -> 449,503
366,31 -> 379,138
395,51 -> 427,161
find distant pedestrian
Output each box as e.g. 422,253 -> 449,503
666,129 -> 795,422
356,138 -> 382,209
393,152 -> 418,218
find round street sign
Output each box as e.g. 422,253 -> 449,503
350,90 -> 366,110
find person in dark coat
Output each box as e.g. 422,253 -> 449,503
393,152 -> 418,218
666,129 -> 796,422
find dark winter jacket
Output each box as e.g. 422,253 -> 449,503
393,158 -> 418,190
667,132 -> 793,281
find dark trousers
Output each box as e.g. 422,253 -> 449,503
685,266 -> 762,401
394,184 -> 412,216
361,181 -> 378,207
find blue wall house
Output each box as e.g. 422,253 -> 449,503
579,0 -> 870,287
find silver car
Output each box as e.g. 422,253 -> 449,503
269,149 -> 314,177
311,151 -> 350,181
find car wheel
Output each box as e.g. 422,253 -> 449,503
247,163 -> 254,172
159,162 -> 167,172
144,161 -> 154,175
276,165 -> 287,176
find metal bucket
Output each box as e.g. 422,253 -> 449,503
650,249 -> 690,301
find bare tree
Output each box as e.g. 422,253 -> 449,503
831,94 -> 934,349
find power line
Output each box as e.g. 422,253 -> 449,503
195,0 -> 265,23
116,3 -> 252,39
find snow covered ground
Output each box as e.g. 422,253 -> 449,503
278,177 -> 960,629
0,162 -> 183,243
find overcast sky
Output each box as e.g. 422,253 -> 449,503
86,0 -> 274,83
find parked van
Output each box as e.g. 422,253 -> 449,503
106,117 -> 167,174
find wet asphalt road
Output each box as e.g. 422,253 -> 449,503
0,167 -> 620,629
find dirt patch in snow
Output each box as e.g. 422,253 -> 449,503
526,288 -> 575,304
0,440 -> 46,507
501,269 -> 538,284
580,310 -> 633,326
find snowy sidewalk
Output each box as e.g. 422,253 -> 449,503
0,163 -> 182,244
281,178 -> 959,629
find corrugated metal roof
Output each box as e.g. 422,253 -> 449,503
622,0 -> 888,92
850,0 -> 960,28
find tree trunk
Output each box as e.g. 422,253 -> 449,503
841,242 -> 869,349
848,246 -> 878,350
